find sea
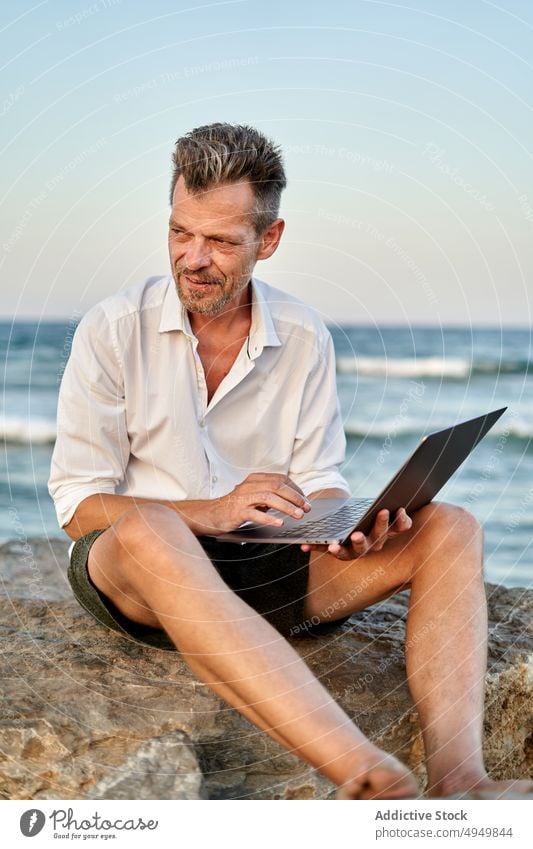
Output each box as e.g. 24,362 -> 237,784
1,321 -> 532,588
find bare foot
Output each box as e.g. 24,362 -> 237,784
337,750 -> 419,800
429,775 -> 533,799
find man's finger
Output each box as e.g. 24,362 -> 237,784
385,509 -> 412,538
330,534 -> 368,560
364,510 -> 388,547
392,508 -> 412,532
261,475 -> 311,513
250,473 -> 310,503
277,479 -> 312,510
250,477 -> 311,511
244,491 -> 309,518
244,507 -> 286,527
328,545 -> 356,560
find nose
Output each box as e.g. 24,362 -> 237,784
183,237 -> 211,271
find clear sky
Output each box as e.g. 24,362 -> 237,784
1,0 -> 532,325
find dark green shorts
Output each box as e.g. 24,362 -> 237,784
68,529 -> 350,650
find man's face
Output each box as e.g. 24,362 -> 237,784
168,176 -> 263,317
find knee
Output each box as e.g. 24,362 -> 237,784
414,501 -> 483,559
112,503 -> 192,557
424,501 -> 482,535
419,501 -> 481,533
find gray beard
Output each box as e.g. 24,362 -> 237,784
175,274 -> 250,316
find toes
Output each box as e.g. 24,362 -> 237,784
336,777 -> 363,800
337,764 -> 419,800
461,779 -> 533,799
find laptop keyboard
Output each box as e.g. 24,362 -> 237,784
274,498 -> 375,539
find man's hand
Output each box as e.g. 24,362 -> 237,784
301,508 -> 413,560
208,473 -> 311,533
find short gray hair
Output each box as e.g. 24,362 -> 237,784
170,123 -> 287,233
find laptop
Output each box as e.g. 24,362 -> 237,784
213,407 -> 507,545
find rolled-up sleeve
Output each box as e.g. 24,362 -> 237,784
288,331 -> 351,497
48,305 -> 130,528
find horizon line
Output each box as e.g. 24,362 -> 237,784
1,316 -> 531,331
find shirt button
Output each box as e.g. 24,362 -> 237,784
212,475 -> 218,483
199,419 -> 206,428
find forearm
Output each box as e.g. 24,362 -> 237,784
63,492 -> 221,541
307,487 -> 351,501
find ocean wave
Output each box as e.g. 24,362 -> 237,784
336,356 -> 531,379
2,413 -> 531,447
345,419 -> 533,441
471,360 -> 532,376
1,416 -> 57,445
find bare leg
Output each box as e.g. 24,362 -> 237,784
304,502 -> 533,797
87,504 -> 417,798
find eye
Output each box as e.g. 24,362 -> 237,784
212,237 -> 237,247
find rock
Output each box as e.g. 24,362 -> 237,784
0,536 -> 532,799
86,731 -> 205,799
484,661 -> 533,779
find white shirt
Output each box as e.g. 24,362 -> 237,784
48,275 -> 350,529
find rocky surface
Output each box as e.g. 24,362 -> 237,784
86,731 -> 205,800
1,536 -> 532,800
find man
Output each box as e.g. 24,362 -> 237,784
49,123 -> 532,799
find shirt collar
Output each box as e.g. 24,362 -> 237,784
158,276 -> 282,359
158,276 -> 194,336
247,276 -> 282,359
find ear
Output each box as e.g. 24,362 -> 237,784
256,219 -> 285,260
